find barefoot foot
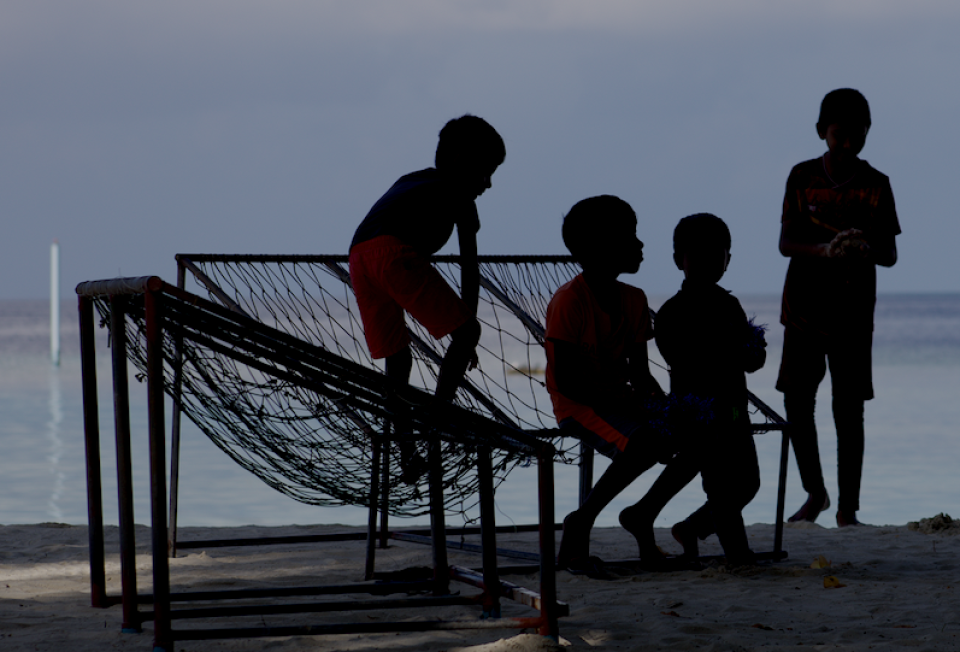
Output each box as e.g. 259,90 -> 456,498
836,509 -> 863,527
671,520 -> 700,558
787,490 -> 830,523
557,511 -> 593,569
618,506 -> 664,562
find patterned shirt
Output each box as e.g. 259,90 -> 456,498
780,157 -> 901,338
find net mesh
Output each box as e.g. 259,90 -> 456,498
91,255 -> 785,521
170,255 -> 582,518
91,285 -> 542,519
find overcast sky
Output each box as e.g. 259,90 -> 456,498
2,1 -> 957,300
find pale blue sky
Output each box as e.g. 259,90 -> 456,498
2,1 -> 957,299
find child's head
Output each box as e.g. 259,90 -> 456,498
562,195 -> 643,276
672,213 -> 731,284
816,88 -> 871,163
435,115 -> 506,199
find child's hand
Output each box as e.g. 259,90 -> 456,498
828,228 -> 870,259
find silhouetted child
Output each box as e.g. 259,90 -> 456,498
546,195 -> 692,573
655,213 -> 765,566
777,89 -> 900,527
349,115 -> 505,482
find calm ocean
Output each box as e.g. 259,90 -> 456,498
1,294 -> 957,530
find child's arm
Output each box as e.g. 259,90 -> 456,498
458,226 -> 480,316
628,342 -> 665,401
550,339 -> 652,411
743,316 -> 767,373
550,339 -> 607,409
780,222 -> 897,266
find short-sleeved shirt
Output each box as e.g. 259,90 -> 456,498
350,168 -> 480,256
780,157 -> 901,339
655,280 -> 756,416
544,274 -> 653,423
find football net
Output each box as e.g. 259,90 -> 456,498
166,254 -> 580,518
157,254 -> 786,521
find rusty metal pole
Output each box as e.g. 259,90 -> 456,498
79,295 -> 107,609
109,296 -> 141,633
144,288 -> 173,651
428,437 -> 449,596
364,435 -> 381,581
537,445 -> 559,638
774,429 -> 790,556
379,440 -> 390,550
477,445 -> 501,619
577,444 -> 594,507
168,263 -> 187,558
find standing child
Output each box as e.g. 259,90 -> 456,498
655,213 -> 765,566
777,89 -> 900,526
349,115 -> 505,482
546,195 -> 693,572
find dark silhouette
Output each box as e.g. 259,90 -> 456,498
776,88 -> 901,527
655,213 -> 765,565
349,115 -> 505,482
545,195 -> 688,573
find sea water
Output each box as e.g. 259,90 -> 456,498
0,295 -> 957,530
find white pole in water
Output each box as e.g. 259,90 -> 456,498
50,240 -> 60,367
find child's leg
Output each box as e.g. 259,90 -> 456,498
384,347 -> 428,483
558,429 -> 664,565
676,432 -> 759,563
558,450 -> 655,563
826,338 -> 872,526
434,318 -> 481,404
784,391 -> 830,521
385,346 -> 413,383
708,434 -> 760,563
619,453 -> 698,558
778,327 -> 831,521
833,395 -> 865,524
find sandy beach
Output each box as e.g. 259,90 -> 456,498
2,517 -> 958,651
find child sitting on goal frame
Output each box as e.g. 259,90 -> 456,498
545,195 -> 695,573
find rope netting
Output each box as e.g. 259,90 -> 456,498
169,255 -> 582,518
91,286 -> 541,518
100,254 -> 784,521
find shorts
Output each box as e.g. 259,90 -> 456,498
349,235 -> 472,359
776,326 -> 874,400
558,403 -> 647,459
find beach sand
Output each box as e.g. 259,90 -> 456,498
2,518 -> 958,651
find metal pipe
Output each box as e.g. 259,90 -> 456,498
172,522 -> 552,551
167,615 -> 551,641
774,429 -> 790,555
537,446 -> 559,638
378,439 -> 390,549
109,296 -> 142,633
143,580 -> 438,603
427,437 -> 449,596
176,253 -> 575,264
577,444 -> 594,507
144,289 -> 173,651
78,296 -> 107,608
390,532 -> 540,562
168,594 -> 481,620
176,257 -> 250,316
364,434 -> 380,580
168,263 -> 187,558
76,275 -> 163,297
476,445 -> 501,618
